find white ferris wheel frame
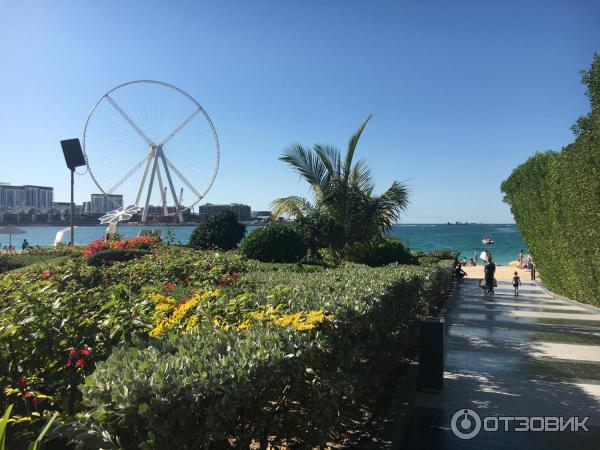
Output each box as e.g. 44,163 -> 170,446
82,80 -> 220,223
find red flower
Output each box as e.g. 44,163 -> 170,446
79,346 -> 91,358
165,283 -> 174,290
40,270 -> 51,280
17,375 -> 27,389
68,349 -> 77,359
75,358 -> 85,369
23,391 -> 34,399
66,358 -> 72,367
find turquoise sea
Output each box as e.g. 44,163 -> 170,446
6,223 -> 526,265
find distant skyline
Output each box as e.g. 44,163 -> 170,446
1,0 -> 599,223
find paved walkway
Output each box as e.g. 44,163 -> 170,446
401,279 -> 600,449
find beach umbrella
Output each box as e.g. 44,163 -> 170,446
0,225 -> 26,248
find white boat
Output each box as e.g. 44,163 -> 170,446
482,236 -> 494,245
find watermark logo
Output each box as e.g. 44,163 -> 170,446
450,409 -> 589,439
451,409 -> 481,439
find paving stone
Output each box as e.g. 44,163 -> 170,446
400,279 -> 600,449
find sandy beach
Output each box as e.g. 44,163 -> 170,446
461,264 -> 540,281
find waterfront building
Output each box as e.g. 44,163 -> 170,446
0,183 -> 53,212
198,203 -> 251,221
90,194 -> 123,213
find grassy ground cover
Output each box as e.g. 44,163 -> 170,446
0,242 -> 452,449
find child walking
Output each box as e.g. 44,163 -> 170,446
512,271 -> 521,297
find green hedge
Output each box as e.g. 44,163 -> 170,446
501,54 -> 600,305
189,210 -> 246,250
240,223 -> 306,262
344,237 -> 417,266
0,248 -> 250,446
80,262 -> 452,448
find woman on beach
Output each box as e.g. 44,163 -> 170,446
518,249 -> 524,269
484,256 -> 496,294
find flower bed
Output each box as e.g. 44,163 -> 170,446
83,236 -> 161,256
0,244 -> 452,448
80,262 -> 452,448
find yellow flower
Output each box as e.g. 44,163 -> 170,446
292,322 -> 315,331
236,320 -> 251,331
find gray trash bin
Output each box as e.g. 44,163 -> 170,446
418,317 -> 445,391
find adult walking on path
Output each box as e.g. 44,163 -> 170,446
484,256 -> 496,294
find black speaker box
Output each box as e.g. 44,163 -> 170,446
418,318 -> 445,391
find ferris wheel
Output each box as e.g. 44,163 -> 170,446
83,80 -> 219,223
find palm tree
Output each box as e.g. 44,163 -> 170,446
272,115 -> 409,247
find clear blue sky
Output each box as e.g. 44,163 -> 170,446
1,0 -> 598,223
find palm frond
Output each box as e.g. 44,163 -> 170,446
271,196 -> 315,219
314,144 -> 342,178
279,144 -> 328,189
371,181 -> 409,230
343,114 -> 373,181
348,159 -> 374,194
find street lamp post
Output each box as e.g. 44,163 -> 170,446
60,139 -> 86,245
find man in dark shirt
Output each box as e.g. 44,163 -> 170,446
484,257 -> 496,294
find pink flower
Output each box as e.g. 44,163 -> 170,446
75,358 -> 85,369
79,346 -> 91,358
165,283 -> 174,290
40,270 -> 51,280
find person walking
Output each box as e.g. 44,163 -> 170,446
531,257 -> 536,281
518,249 -> 524,269
512,271 -> 521,297
484,256 -> 496,295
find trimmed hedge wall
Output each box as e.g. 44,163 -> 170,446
501,53 -> 600,305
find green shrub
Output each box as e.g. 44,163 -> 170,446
411,250 -> 459,261
0,254 -> 38,273
189,210 -> 246,250
0,247 -> 250,445
418,256 -> 440,266
501,53 -> 600,305
344,237 -> 416,266
86,248 -> 151,266
240,224 -> 306,262
24,244 -> 84,257
80,262 -> 452,448
294,212 -> 345,258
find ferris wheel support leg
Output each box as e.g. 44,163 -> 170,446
141,155 -> 160,223
135,154 -> 153,206
156,164 -> 169,216
158,147 -> 184,223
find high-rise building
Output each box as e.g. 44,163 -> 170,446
197,203 -> 251,221
0,184 -> 53,211
90,194 -> 123,213
24,185 -> 53,210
